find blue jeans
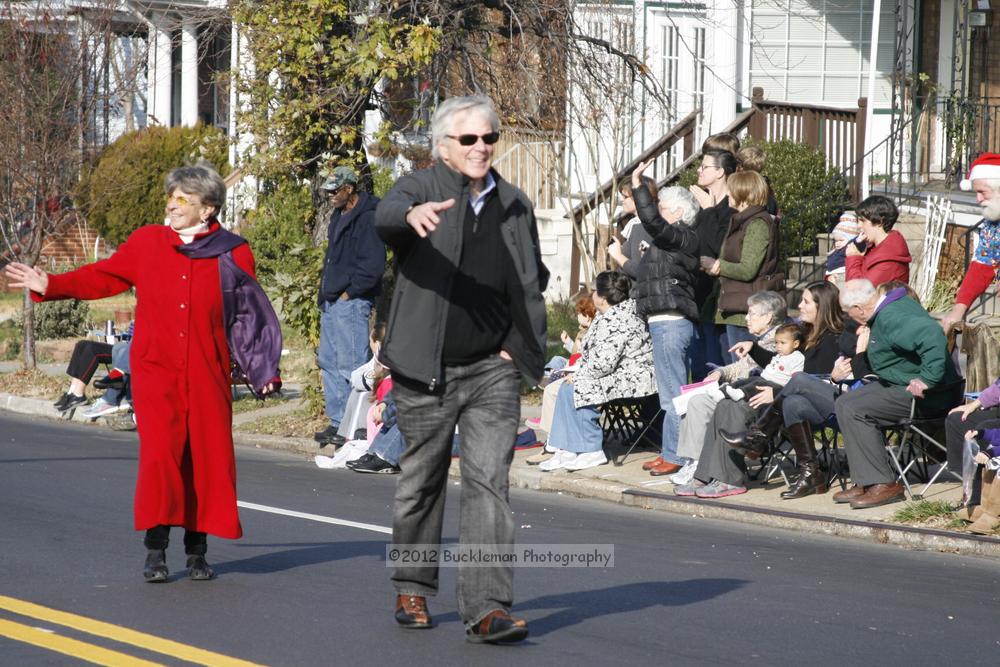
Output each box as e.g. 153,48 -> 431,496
649,318 -> 694,464
547,381 -> 602,453
318,298 -> 372,426
724,324 -> 755,362
391,355 -> 521,626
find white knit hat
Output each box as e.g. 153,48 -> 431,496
961,152 -> 1000,191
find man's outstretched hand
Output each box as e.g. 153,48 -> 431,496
405,199 -> 456,238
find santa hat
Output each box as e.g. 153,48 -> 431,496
961,153 -> 1000,190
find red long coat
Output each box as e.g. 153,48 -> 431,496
36,223 -> 254,538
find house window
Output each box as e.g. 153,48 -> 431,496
750,0 -> 895,107
661,24 -> 680,123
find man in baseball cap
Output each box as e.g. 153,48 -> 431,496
314,165 -> 386,447
941,153 -> 1000,334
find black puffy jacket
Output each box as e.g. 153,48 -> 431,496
630,184 -> 701,322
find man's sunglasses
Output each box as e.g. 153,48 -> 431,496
447,132 -> 500,146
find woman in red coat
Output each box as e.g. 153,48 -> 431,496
845,195 -> 912,287
5,165 -> 276,582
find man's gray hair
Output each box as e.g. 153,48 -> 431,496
430,94 -> 501,159
164,164 -> 226,213
658,186 -> 700,225
840,278 -> 877,309
746,290 -> 787,326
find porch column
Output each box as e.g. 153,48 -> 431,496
180,20 -> 199,127
145,12 -> 172,126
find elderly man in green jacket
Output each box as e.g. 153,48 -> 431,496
833,279 -> 963,509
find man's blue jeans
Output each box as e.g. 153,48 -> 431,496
391,355 -> 520,627
649,318 -> 694,465
318,298 -> 372,427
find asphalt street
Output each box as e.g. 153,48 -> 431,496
1,412 -> 998,666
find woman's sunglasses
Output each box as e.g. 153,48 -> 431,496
447,132 -> 500,146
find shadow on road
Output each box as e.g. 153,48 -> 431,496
215,540 -> 387,574
513,578 -> 749,636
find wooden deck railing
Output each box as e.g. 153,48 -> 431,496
492,128 -> 563,210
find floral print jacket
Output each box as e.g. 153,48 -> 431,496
572,299 -> 656,408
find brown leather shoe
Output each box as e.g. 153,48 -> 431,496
466,609 -> 529,644
395,594 -> 432,629
832,484 -> 866,504
648,460 -> 682,476
642,456 -> 665,471
849,482 -> 905,509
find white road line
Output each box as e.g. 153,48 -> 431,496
237,501 -> 392,534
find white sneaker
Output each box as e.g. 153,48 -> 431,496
564,451 -> 607,471
539,449 -> 576,472
668,460 -> 698,485
82,399 -> 122,419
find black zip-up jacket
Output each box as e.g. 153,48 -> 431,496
630,184 -> 700,322
375,163 -> 549,389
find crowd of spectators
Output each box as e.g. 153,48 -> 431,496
299,139 -> 1000,533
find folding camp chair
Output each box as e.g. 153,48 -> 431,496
601,394 -> 663,466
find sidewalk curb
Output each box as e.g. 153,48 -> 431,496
5,393 -> 999,558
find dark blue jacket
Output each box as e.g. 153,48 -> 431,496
320,192 -> 385,302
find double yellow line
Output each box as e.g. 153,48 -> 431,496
0,595 -> 264,666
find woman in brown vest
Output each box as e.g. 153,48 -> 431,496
703,171 -> 782,360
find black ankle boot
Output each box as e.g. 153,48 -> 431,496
780,421 -> 828,499
143,549 -> 168,583
186,555 -> 215,581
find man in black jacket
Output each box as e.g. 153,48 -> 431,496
375,94 -> 547,645
314,166 -> 385,446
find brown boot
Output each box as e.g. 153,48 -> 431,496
968,472 -> 1000,534
395,594 -> 432,629
722,402 -> 784,460
780,421 -> 828,499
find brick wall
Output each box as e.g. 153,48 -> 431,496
0,217 -> 110,291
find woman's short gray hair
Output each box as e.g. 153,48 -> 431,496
658,186 -> 700,225
746,290 -> 787,326
430,94 -> 501,159
164,164 -> 226,213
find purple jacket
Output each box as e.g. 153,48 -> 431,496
977,429 -> 1000,458
176,228 -> 283,398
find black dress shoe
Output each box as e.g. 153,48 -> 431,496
186,555 -> 215,580
94,375 -> 125,391
143,549 -> 168,583
466,610 -> 529,644
313,425 -> 346,448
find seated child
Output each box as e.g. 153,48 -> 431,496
333,321 -> 387,445
713,323 -> 805,402
824,210 -> 863,283
541,294 -> 596,380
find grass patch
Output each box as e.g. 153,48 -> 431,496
893,499 -> 957,523
231,393 -> 289,414
234,407 -> 327,438
0,369 -> 64,399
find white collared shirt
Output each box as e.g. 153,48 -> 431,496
469,171 -> 497,215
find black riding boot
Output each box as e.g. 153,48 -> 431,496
722,400 -> 784,460
184,531 -> 214,580
143,525 -> 170,582
780,421 -> 828,499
